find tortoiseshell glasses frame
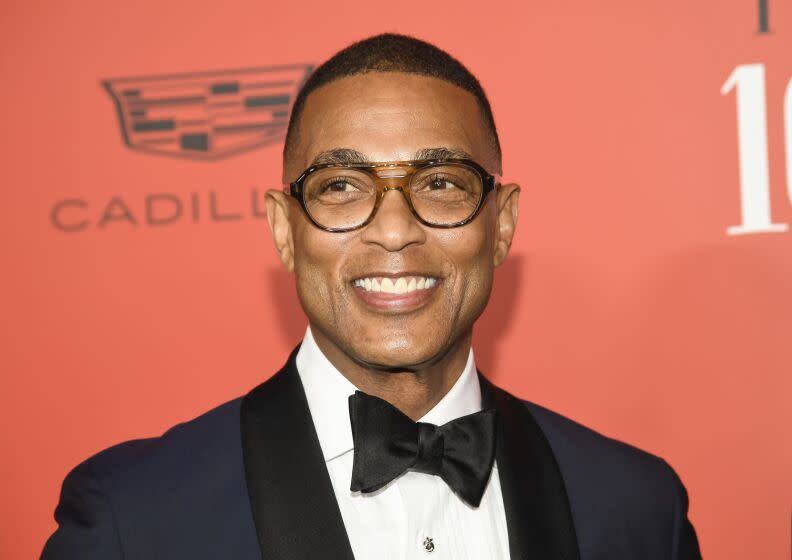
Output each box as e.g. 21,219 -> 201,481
285,158 -> 500,233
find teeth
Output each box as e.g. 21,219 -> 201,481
394,277 -> 407,294
352,275 -> 439,294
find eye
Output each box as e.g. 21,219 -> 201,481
422,173 -> 467,192
321,179 -> 359,193
429,178 -> 456,190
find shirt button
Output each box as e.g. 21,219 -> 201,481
423,537 -> 435,553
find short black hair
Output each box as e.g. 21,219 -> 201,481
283,33 -> 502,168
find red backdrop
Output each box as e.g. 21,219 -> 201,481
2,1 -> 791,558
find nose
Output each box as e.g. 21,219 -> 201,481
360,187 -> 426,251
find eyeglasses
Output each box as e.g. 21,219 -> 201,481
286,158 -> 500,232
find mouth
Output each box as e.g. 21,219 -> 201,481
350,274 -> 441,312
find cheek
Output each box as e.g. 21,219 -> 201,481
449,208 -> 497,267
292,225 -> 350,324
439,218 -> 497,307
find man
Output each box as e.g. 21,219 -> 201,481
42,33 -> 701,559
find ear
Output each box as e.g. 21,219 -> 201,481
265,189 -> 295,272
493,183 -> 521,268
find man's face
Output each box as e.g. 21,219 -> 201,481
269,71 -> 519,370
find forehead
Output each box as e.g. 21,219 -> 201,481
288,72 -> 493,175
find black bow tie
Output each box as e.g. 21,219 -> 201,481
348,390 -> 497,507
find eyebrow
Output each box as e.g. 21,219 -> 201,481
309,147 -> 474,166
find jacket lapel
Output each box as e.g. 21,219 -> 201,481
480,374 -> 581,560
241,346 -> 355,560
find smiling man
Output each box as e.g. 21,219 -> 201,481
42,34 -> 701,560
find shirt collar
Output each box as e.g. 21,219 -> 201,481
295,325 -> 482,462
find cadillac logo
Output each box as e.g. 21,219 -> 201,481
103,64 -> 313,160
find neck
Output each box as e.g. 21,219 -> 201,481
310,326 -> 473,421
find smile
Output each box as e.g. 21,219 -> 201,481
351,275 -> 438,294
350,274 -> 441,312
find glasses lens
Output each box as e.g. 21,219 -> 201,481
409,163 -> 484,225
303,167 -> 377,230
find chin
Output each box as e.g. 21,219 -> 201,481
344,331 -> 448,371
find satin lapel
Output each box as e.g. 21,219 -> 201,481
480,374 -> 581,560
241,346 -> 355,560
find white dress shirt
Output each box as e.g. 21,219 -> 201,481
295,326 -> 511,560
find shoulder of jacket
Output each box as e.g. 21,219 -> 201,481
68,396 -> 243,490
518,397 -> 684,495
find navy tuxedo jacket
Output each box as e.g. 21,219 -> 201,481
42,347 -> 701,559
